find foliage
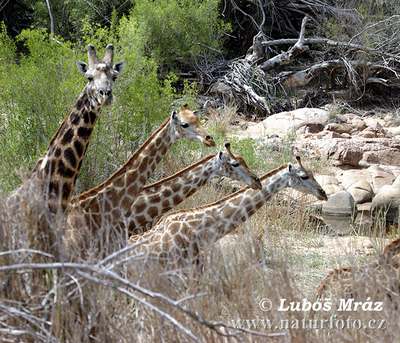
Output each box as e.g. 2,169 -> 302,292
128,0 -> 229,69
0,28 -> 80,191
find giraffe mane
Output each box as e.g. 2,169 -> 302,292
74,116 -> 171,202
155,163 -> 288,219
141,154 -> 215,190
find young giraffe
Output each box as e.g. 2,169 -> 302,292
129,157 -> 327,268
7,44 -> 124,213
65,143 -> 262,255
316,238 -> 400,299
67,105 -> 215,229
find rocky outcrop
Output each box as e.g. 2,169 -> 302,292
235,108 -> 329,139
231,107 -> 400,231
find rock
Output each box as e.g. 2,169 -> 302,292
347,180 -> 373,204
358,126 -> 386,138
349,118 -> 367,131
297,123 -> 325,135
368,166 -> 395,194
371,175 -> 400,223
322,191 -> 355,217
364,117 -> 386,129
337,169 -> 371,190
315,175 -> 344,195
362,148 -> 400,166
386,127 -> 400,137
235,108 -> 329,139
326,123 -> 353,134
330,145 -> 363,167
357,202 -> 372,212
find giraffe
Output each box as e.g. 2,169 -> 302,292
316,238 -> 400,299
67,105 -> 215,231
65,142 -> 262,255
124,142 -> 262,235
7,44 -> 124,213
128,156 -> 327,268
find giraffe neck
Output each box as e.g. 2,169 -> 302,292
176,165 -> 289,242
73,117 -> 176,211
34,86 -> 101,211
125,154 -> 220,233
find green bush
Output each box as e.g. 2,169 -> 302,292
0,28 -> 80,192
130,0 -> 230,68
0,1 -> 229,192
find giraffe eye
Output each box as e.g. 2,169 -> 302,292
300,175 -> 309,180
181,123 -> 189,128
231,162 -> 240,168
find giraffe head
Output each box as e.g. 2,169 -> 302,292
286,156 -> 328,201
215,142 -> 262,189
171,104 -> 215,147
76,44 -> 124,106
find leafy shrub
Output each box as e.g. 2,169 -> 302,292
0,28 -> 80,192
130,0 -> 230,68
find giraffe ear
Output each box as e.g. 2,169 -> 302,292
76,61 -> 88,74
113,61 -> 124,73
171,110 -> 178,121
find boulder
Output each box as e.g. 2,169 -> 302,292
368,166 -> 395,194
347,180 -> 373,204
326,123 -> 353,134
349,118 -> 367,132
371,175 -> 400,223
315,175 -> 344,195
235,108 -> 329,139
322,191 -> 355,217
337,169 -> 371,190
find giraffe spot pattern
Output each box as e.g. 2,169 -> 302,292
62,183 -> 71,199
64,148 -> 77,168
74,141 -> 84,157
58,160 -> 75,178
77,127 -> 92,139
61,128 -> 74,145
147,206 -> 159,218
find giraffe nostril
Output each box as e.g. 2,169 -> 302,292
99,89 -> 105,96
106,90 -> 112,96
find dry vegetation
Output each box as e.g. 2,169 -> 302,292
2,0 -> 400,341
1,146 -> 399,342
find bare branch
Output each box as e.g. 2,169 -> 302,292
261,16 -> 309,71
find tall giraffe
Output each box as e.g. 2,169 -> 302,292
67,105 -> 215,227
65,143 -> 262,254
129,157 -> 327,267
7,44 -> 124,213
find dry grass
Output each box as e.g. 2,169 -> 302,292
1,149 -> 399,342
